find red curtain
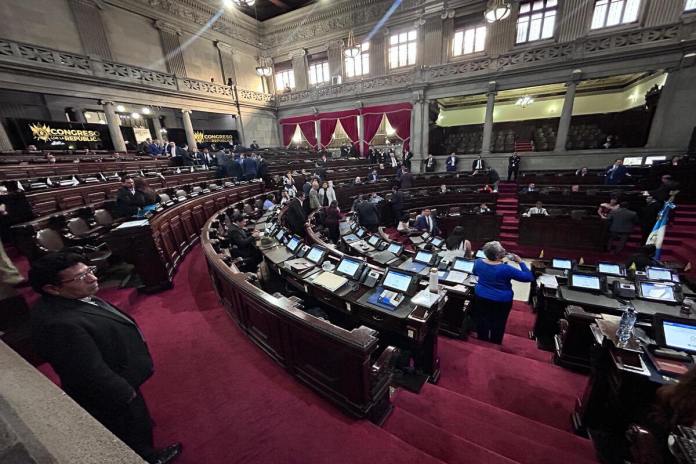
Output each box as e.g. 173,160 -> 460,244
386,109 -> 411,151
282,124 -> 297,147
299,121 -> 317,148
361,113 -> 384,153
319,119 -> 338,149
339,116 -> 359,147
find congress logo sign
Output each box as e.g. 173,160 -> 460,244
194,131 -> 234,144
29,122 -> 101,143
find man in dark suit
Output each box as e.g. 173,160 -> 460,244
400,168 -> 414,189
285,194 -> 307,237
29,252 -> 181,464
607,202 -> 638,253
354,196 -> 380,232
390,186 -> 404,227
424,154 -> 436,172
508,153 -> 521,181
414,208 -> 440,235
242,154 -> 258,180
640,195 -> 662,241
605,159 -> 630,185
226,213 -> 261,266
368,145 -> 377,164
402,150 -> 413,170
446,153 -> 457,172
249,140 -> 260,150
115,176 -> 140,217
177,144 -> 194,166
224,153 -> 243,180
367,168 -> 379,183
472,155 -> 486,173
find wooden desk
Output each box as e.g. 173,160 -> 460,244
519,216 -> 608,250
104,182 -> 263,293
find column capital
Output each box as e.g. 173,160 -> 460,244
487,80 -> 497,95
568,69 -> 583,84
154,20 -> 181,35
181,109 -> 193,114
100,100 -> 115,106
441,8 -> 455,19
289,49 -> 307,60
215,40 -> 234,52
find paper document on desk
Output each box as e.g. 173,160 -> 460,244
537,274 -> 559,289
313,272 -> 348,292
114,219 -> 149,230
411,289 -> 443,308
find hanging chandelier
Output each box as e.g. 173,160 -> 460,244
484,0 -> 511,23
226,0 -> 256,7
255,57 -> 272,77
515,95 -> 534,108
344,30 -> 361,58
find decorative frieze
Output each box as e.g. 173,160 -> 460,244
237,88 -> 276,107
583,25 -> 681,54
180,78 -> 233,97
0,39 -> 91,74
101,61 -> 177,89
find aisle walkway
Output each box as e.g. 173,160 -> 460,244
34,247 -> 597,463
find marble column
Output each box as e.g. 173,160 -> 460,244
315,119 -> 321,149
409,92 -> 428,172
155,21 -> 187,77
151,115 -> 164,142
291,50 -> 309,91
181,109 -> 197,151
358,114 -> 365,158
555,70 -> 582,152
235,112 -> 246,147
481,82 -> 497,156
68,0 -> 113,60
0,121 -> 14,151
646,70 -> 677,148
101,101 -> 126,152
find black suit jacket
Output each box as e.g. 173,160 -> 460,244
608,207 -> 638,233
355,200 -> 379,226
31,295 -> 153,414
425,157 -> 436,172
285,198 -> 306,236
227,224 -> 256,258
472,158 -> 486,171
115,186 -> 139,217
390,190 -> 404,209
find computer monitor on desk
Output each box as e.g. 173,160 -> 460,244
287,235 -> 302,254
367,235 -> 382,247
275,229 -> 287,243
637,281 -> 680,304
356,227 -> 367,239
552,258 -> 574,271
475,249 -> 486,259
568,272 -> 605,293
430,237 -> 444,249
415,250 -> 436,266
387,242 -> 404,256
598,262 -> 625,276
382,268 -> 419,296
452,257 -> 475,274
335,256 -> 365,281
646,266 -> 676,282
306,245 -> 327,266
654,314 -> 696,354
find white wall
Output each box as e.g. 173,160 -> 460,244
0,0 -> 82,54
102,5 -> 167,72
181,33 -> 223,83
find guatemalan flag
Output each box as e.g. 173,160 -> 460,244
646,200 -> 676,259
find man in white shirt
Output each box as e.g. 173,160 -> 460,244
523,201 -> 549,217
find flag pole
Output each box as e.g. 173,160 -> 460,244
645,191 -> 679,260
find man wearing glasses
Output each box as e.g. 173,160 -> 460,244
29,252 -> 181,464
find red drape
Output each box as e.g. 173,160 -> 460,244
299,121 -> 317,148
282,124 -> 297,147
361,113 -> 384,153
319,119 -> 338,149
339,116 -> 359,147
386,110 -> 411,151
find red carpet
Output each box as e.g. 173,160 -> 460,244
28,246 -> 597,463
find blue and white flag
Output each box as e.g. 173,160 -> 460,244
646,200 -> 676,259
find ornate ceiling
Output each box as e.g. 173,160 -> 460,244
204,0 -> 317,21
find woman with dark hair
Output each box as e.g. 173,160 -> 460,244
323,200 -> 341,243
133,177 -> 160,207
445,226 -> 472,257
472,241 -> 533,344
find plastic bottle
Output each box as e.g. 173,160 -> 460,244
429,268 -> 439,293
616,304 -> 637,345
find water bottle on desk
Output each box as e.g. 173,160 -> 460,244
616,303 -> 637,345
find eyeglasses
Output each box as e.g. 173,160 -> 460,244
61,266 -> 97,283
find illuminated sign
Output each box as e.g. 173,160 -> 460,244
193,131 -> 236,144
29,123 -> 101,143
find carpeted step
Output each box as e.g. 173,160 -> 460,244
385,409 -> 521,464
505,309 -> 536,339
467,334 -> 552,364
437,338 -> 587,430
391,386 -> 597,463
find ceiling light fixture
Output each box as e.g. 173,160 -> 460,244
515,96 -> 534,108
344,30 -> 361,58
484,0 -> 511,23
131,112 -> 141,119
116,105 -> 125,112
256,57 -> 273,77
142,107 -> 151,115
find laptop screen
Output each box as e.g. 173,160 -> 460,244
287,236 -> 301,253
571,274 -> 601,291
275,230 -> 285,241
476,250 -> 486,258
383,269 -> 413,293
367,235 -> 380,246
336,257 -> 362,279
552,258 -> 573,270
306,246 -> 326,264
414,251 -> 433,264
431,237 -> 444,248
356,228 -> 366,238
387,243 -> 403,255
598,263 -> 622,275
452,258 -> 475,273
647,267 -> 672,281
662,320 -> 696,353
639,282 -> 676,303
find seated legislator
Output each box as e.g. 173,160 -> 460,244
134,177 -> 160,209
519,182 -> 537,194
29,252 -> 181,464
262,194 -> 276,211
473,203 -> 492,214
414,208 -> 440,235
445,226 -> 472,256
115,176 -> 140,218
472,242 -> 533,344
522,201 -> 548,217
226,213 -> 261,267
575,167 -> 589,177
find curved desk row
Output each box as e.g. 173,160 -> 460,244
201,202 -> 396,423
0,159 -> 171,180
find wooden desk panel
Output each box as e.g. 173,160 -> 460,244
518,216 -> 608,250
